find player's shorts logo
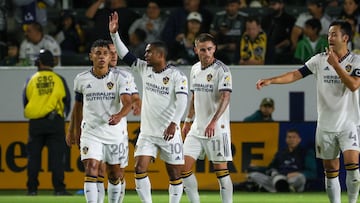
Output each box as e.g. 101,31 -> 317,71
163,76 -> 169,85
207,74 -> 213,82
107,81 -> 114,90
82,146 -> 89,155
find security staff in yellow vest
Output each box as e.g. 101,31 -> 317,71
22,49 -> 71,196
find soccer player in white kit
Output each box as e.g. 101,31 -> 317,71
66,41 -> 141,203
256,20 -> 360,203
181,33 -> 233,203
96,41 -> 142,203
70,39 -> 133,203
109,12 -> 188,203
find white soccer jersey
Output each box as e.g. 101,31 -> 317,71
130,59 -> 188,137
19,34 -> 61,65
188,59 -> 232,138
74,68 -> 132,144
305,52 -> 360,132
115,66 -> 139,94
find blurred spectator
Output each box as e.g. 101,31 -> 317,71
19,22 -> 61,66
248,0 -> 268,7
169,11 -> 202,65
339,0 -> 360,31
294,18 -> 328,63
72,0 -> 93,9
327,0 -> 340,7
54,10 -> 86,55
13,0 -> 55,30
85,0 -> 139,47
210,0 -> 247,64
261,0 -> 295,64
128,28 -> 147,59
0,0 -> 10,42
128,0 -> 165,43
290,0 -> 332,51
344,15 -> 360,53
0,39 -> 20,66
161,0 -> 213,46
244,97 -> 275,122
247,129 -> 317,192
239,16 -> 267,65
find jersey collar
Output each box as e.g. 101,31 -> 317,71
338,50 -> 350,63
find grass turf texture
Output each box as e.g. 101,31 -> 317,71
0,190 -> 354,203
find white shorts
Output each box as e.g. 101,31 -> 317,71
183,133 -> 232,162
134,133 -> 184,165
316,125 -> 360,159
80,136 -> 129,167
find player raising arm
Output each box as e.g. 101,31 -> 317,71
256,20 -> 360,203
109,11 -> 188,203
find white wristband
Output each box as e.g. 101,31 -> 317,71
184,117 -> 193,123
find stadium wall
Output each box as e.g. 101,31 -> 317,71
0,121 -> 324,190
0,65 -> 317,122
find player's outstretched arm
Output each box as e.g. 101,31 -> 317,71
109,11 -> 130,60
256,70 -> 303,90
109,11 -> 119,34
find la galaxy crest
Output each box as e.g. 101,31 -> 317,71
207,73 -> 213,82
82,146 -> 89,155
345,64 -> 352,73
107,81 -> 114,90
163,76 -> 169,85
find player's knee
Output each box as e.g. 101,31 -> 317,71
134,163 -> 148,174
83,160 -> 100,176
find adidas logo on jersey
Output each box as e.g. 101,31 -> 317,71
353,142 -> 358,146
324,66 -> 330,71
217,152 -> 223,157
175,156 -> 181,160
86,84 -> 92,88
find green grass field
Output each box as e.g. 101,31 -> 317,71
0,190 -> 355,203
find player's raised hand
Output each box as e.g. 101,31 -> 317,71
256,79 -> 271,90
109,11 -> 119,33
326,47 -> 339,67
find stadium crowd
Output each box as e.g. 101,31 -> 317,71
0,0 -> 355,66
